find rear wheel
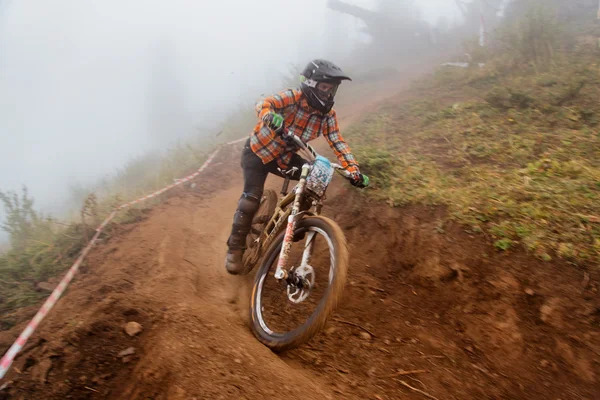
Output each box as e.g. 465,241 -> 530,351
249,216 -> 348,351
242,190 -> 277,273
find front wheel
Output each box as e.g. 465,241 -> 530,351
249,216 -> 349,351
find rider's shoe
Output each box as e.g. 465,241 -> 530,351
225,248 -> 245,275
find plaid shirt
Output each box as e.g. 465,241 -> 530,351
250,89 -> 360,175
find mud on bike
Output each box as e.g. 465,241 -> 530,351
241,131 -> 355,351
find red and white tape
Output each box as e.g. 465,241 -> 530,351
0,137 -> 246,380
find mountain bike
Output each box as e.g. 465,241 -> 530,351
244,132 -> 353,351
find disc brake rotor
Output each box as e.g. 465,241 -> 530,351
287,264 -> 315,304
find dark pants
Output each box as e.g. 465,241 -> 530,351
227,139 -> 306,250
240,139 -> 305,198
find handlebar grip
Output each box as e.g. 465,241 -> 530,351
332,164 -> 353,179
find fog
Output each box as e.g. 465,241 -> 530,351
0,0 -> 460,243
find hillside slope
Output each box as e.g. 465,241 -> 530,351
1,67 -> 599,399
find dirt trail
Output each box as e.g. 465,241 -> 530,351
0,147 -> 340,399
1,71 -> 599,399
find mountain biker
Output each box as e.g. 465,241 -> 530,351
225,59 -> 370,275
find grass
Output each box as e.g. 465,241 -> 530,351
0,187 -> 96,324
0,223 -> 94,323
347,43 -> 600,266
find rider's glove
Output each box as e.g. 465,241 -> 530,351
350,173 -> 370,189
262,112 -> 284,132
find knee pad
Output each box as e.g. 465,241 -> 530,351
237,192 -> 261,214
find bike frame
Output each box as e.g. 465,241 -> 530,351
273,163 -> 312,280
252,135 -> 349,282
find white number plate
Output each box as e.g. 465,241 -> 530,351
306,156 -> 334,197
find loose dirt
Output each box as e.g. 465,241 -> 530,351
1,73 -> 598,400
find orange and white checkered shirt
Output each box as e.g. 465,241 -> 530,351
250,89 -> 360,175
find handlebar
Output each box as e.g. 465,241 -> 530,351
281,131 -> 353,180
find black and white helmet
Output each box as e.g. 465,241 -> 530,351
300,59 -> 351,114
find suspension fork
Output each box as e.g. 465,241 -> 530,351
300,231 -> 316,269
273,164 -> 310,280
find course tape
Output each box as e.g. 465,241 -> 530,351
0,137 -> 247,380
